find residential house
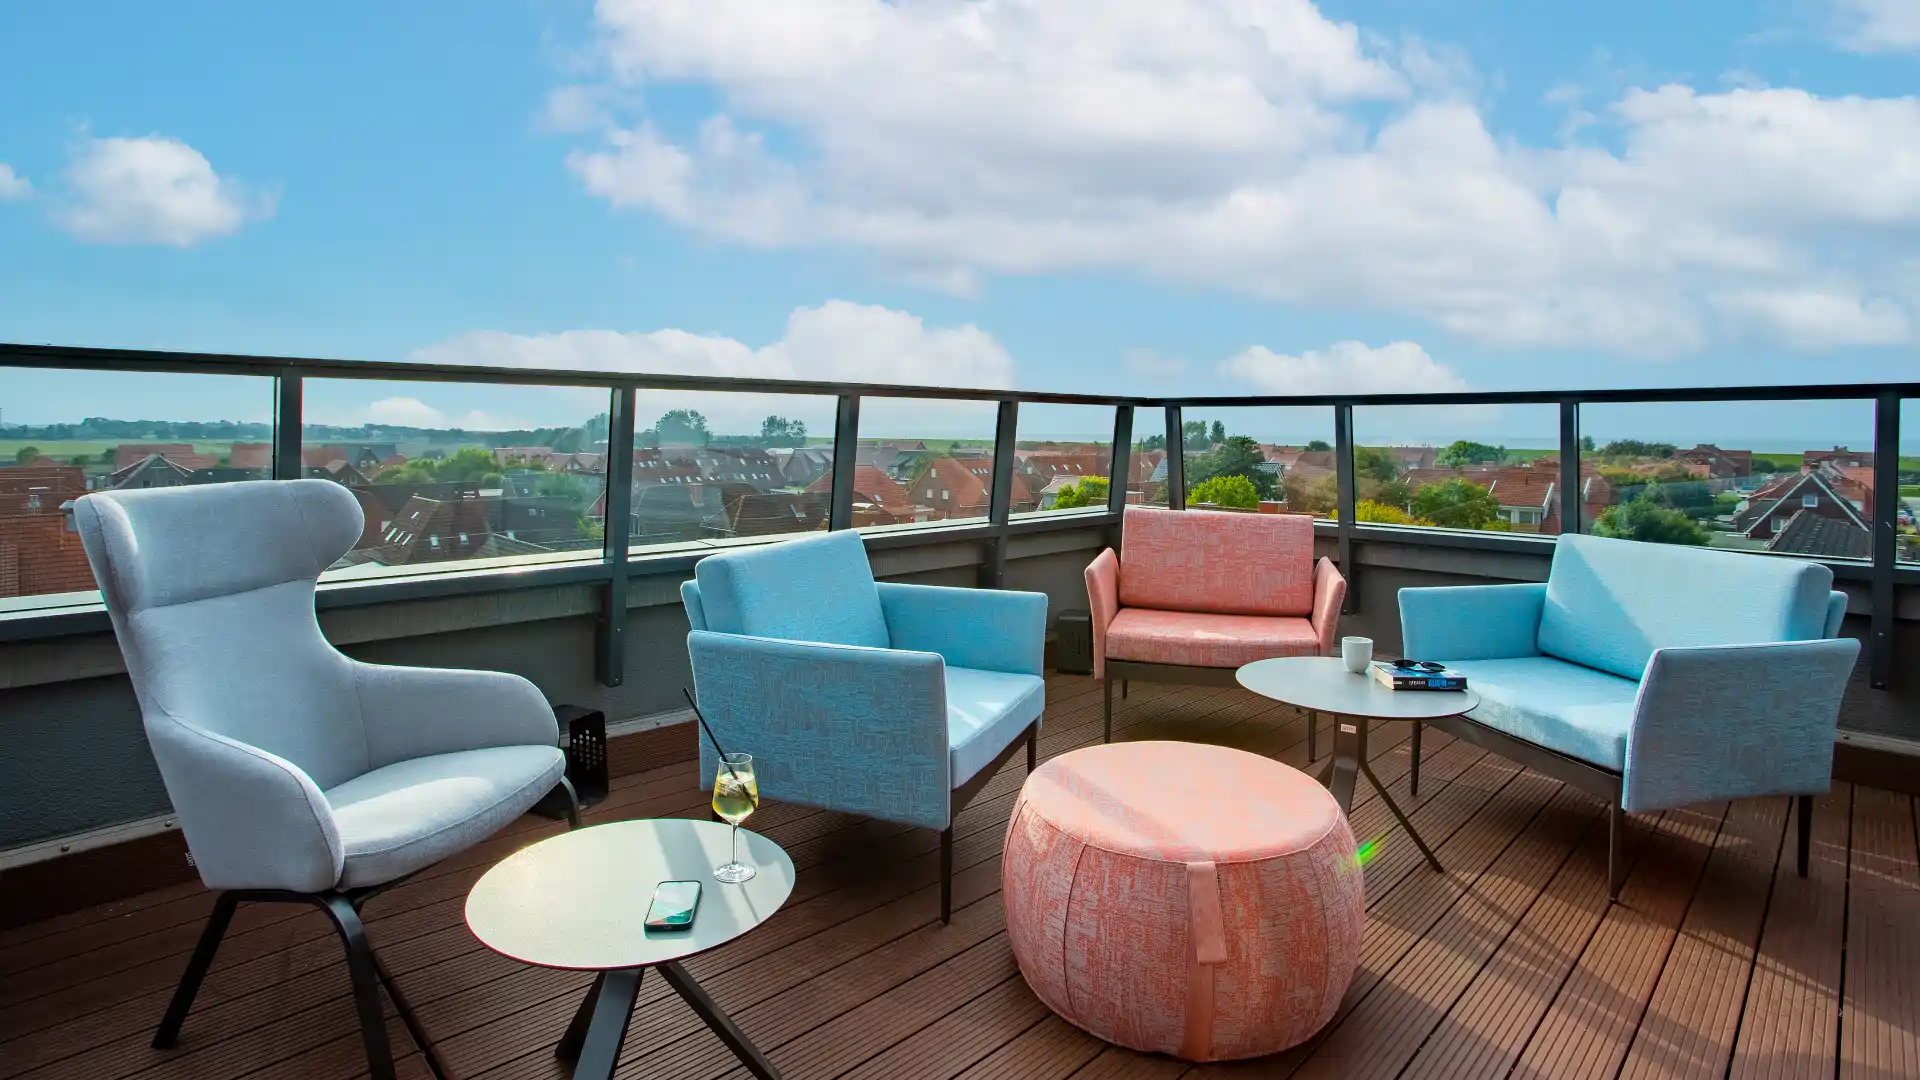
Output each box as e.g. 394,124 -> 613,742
111,444 -> 214,471
1767,510 -> 1870,560
1733,470 -> 1867,544
805,465 -> 923,525
1805,446 -> 1873,471
0,508 -> 96,600
909,456 -> 1035,519
105,455 -> 198,490
777,448 -> 836,488
1384,446 -> 1439,472
227,443 -> 274,470
1675,444 -> 1754,480
350,493 -> 588,566
718,490 -> 832,538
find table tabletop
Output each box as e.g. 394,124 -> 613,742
1236,656 -> 1479,721
465,818 -> 795,971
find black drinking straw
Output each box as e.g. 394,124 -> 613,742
683,687 -> 744,784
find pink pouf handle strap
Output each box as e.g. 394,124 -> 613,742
1182,860 -> 1229,1059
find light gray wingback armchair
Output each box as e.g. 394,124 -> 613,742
75,479 -> 576,1080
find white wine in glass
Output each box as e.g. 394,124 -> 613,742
711,753 -> 758,883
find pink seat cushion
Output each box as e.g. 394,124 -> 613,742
1105,607 -> 1319,669
1004,742 -> 1363,1061
1117,506 -> 1314,617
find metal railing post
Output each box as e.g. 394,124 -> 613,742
1559,400 -> 1582,536
272,371 -> 303,480
1164,407 -> 1185,510
828,395 -> 861,532
596,387 -> 636,687
1871,392 -> 1901,690
1108,407 -> 1133,515
1335,403 -> 1357,615
981,400 -> 1020,588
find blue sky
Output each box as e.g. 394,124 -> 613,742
1,0 -> 1915,446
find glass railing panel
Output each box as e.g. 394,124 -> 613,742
1177,406 -> 1334,516
1578,399 -> 1875,560
1348,404 -> 1560,533
302,378 -> 611,575
628,390 -> 838,551
853,397 -> 1001,531
0,367 -> 276,610
1896,399 -> 1916,565
1010,403 -> 1116,519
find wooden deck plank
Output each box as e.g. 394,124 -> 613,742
1618,796 -> 1790,1079
1729,786 -> 1851,1080
1507,802 -> 1731,1080
955,1015 -> 1108,1080
1840,786 -> 1920,1080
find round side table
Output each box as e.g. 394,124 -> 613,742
466,818 -> 795,1080
1237,656 -> 1479,874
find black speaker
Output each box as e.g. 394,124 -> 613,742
536,705 -> 609,818
1056,610 -> 1094,675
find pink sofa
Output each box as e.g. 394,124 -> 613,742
1086,506 -> 1346,742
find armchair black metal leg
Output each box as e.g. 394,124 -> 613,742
558,775 -> 584,830
1409,721 -> 1422,798
570,967 -> 643,1080
1027,728 -> 1038,773
1121,680 -> 1129,700
1103,676 -> 1113,743
1797,794 -> 1814,878
940,827 -> 954,925
659,961 -> 784,1080
320,895 -> 398,1080
153,890 -> 241,1048
1608,803 -> 1629,903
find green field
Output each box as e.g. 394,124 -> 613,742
2,439 -> 244,463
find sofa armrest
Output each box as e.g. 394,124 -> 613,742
1623,637 -> 1860,812
146,712 -> 345,893
1309,557 -> 1346,656
687,630 -> 953,830
1085,548 -> 1120,680
876,581 -> 1047,677
353,662 -> 560,770
1398,583 -> 1546,662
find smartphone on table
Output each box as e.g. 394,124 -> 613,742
645,880 -> 702,931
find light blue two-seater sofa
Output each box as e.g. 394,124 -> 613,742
682,529 -> 1048,923
1399,533 -> 1859,900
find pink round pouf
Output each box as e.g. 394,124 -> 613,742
1003,740 -> 1363,1061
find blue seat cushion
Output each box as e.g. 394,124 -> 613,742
945,666 -> 1044,788
1537,533 -> 1832,681
692,530 -> 890,649
1444,657 -> 1641,771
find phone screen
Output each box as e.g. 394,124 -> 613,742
646,880 -> 701,930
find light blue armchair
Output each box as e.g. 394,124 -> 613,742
682,530 -> 1047,923
1399,533 -> 1859,900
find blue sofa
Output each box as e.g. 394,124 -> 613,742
682,530 -> 1048,923
1399,533 -> 1859,899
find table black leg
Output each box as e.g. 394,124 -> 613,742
1325,714 -> 1363,811
557,971 -> 609,1061
564,967 -> 643,1080
659,960 -> 785,1080
1360,759 -> 1444,873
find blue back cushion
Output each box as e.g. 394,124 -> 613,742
692,530 -> 890,649
1537,533 -> 1833,681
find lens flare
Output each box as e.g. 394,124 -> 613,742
1355,838 -> 1381,867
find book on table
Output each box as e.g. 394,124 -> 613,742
1370,661 -> 1468,691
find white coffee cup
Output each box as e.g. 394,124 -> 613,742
1341,636 -> 1373,674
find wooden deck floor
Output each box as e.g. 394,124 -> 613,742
4,674 -> 1918,1080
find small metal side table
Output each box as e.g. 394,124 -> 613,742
1235,656 -> 1480,874
465,819 -> 796,1080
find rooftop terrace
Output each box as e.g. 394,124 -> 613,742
4,675 -> 1917,1080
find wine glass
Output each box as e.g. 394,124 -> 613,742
711,753 -> 759,883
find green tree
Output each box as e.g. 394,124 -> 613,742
1579,434 -> 1596,453
655,409 -> 711,446
759,415 -> 807,445
14,446 -> 41,465
1593,494 -> 1711,546
534,472 -> 594,510
1283,472 -> 1339,516
1359,477 -> 1413,510
1354,500 -> 1417,525
1411,479 -> 1501,530
435,446 -> 504,483
1305,439 -> 1331,452
1436,440 -> 1505,467
1598,439 -> 1677,459
1136,434 -> 1166,452
1208,420 -> 1226,445
1187,435 -> 1277,499
1353,446 -> 1400,484
1182,420 -> 1211,451
1189,474 -> 1259,509
1052,476 -> 1109,509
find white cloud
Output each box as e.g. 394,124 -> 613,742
410,300 -> 1018,437
1219,340 -> 1468,395
0,164 -> 30,201
1124,349 -> 1189,378
1831,0 -> 1920,53
557,0 -> 1920,354
55,135 -> 272,246
325,396 -> 533,432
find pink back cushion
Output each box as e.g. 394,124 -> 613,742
1118,506 -> 1315,616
